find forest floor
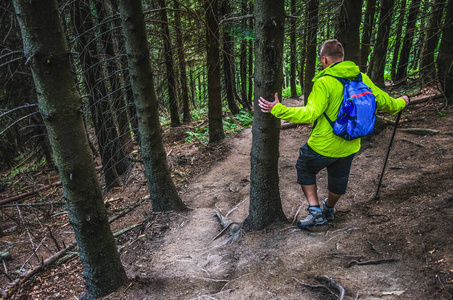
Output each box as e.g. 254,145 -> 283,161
1,90 -> 453,300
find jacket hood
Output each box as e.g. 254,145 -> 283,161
312,61 -> 361,82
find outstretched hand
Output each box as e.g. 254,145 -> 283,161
401,95 -> 410,106
258,93 -> 280,113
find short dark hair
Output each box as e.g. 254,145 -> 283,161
320,39 -> 344,61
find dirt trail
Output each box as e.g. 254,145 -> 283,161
110,100 -> 452,300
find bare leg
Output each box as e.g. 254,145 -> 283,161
326,190 -> 341,207
301,184 -> 319,206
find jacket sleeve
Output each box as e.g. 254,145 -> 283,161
362,74 -> 406,114
270,79 -> 330,124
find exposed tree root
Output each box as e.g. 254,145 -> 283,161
346,258 -> 398,268
293,275 -> 345,300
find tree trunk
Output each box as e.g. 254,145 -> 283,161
118,0 -> 187,212
95,0 -> 131,174
390,0 -> 407,81
370,0 -> 394,88
303,0 -> 319,104
437,0 -> 453,104
12,0 -> 127,298
221,0 -> 241,115
336,0 -> 363,64
72,0 -> 121,189
244,0 -> 286,231
104,0 -> 134,153
189,64 -> 197,109
289,0 -> 298,98
240,0 -> 248,109
420,0 -> 445,86
360,0 -> 377,73
158,0 -> 181,127
247,2 -> 254,107
174,0 -> 192,122
395,0 -> 421,85
299,5 -> 308,96
205,0 -> 225,143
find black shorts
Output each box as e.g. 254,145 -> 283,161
295,144 -> 355,195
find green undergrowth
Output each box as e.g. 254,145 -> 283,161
184,109 -> 253,145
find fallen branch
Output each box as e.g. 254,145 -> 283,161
281,122 -> 299,130
1,240 -> 77,299
409,93 -> 443,105
1,206 -> 146,299
346,258 -> 398,268
400,138 -> 425,148
376,115 -> 410,126
0,181 -> 61,205
399,128 -> 439,136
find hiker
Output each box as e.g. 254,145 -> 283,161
258,39 -> 409,229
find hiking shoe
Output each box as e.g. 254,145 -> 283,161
297,207 -> 327,229
323,198 -> 335,222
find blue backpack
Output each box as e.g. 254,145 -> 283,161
323,73 -> 377,140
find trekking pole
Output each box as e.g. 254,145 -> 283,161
374,110 -> 403,199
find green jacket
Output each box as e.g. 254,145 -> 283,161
270,61 -> 406,157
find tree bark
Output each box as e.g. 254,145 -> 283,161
95,0 -> 132,173
360,0 -> 377,73
72,0 -> 121,189
158,0 -> 181,127
12,0 -> 127,298
390,0 -> 406,80
205,0 -> 225,143
247,1 -> 254,106
289,0 -> 298,98
370,0 -> 394,88
303,0 -> 319,104
118,0 -> 187,212
395,0 -> 421,85
221,0 -> 241,115
240,0 -> 248,109
299,5 -> 308,96
174,0 -> 192,122
336,0 -> 363,64
437,0 -> 453,104
244,0 -> 286,231
420,0 -> 445,86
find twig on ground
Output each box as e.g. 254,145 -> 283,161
47,226 -> 61,251
346,258 -> 398,268
323,252 -> 365,260
330,227 -> 360,234
292,205 -> 303,225
400,138 -> 425,148
292,276 -> 338,298
437,274 -> 452,298
0,264 -> 12,282
367,240 -> 383,255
